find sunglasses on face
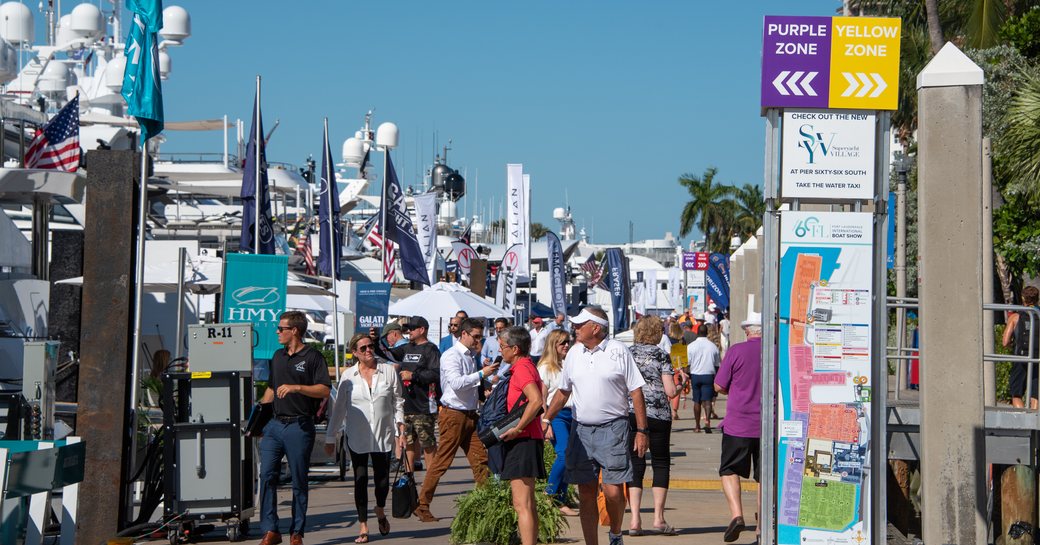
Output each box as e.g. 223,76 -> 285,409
558,340 -> 570,346
355,344 -> 375,352
276,326 -> 294,332
464,330 -> 483,340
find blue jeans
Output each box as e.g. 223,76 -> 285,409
546,407 -> 572,501
259,418 -> 316,535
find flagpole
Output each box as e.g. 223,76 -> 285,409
254,75 -> 262,255
381,145 -> 389,283
129,132 -> 149,427
325,117 -> 341,381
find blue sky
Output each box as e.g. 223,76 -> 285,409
155,0 -> 842,245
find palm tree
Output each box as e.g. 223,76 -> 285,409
732,184 -> 765,240
1001,66 -> 1040,199
678,167 -> 733,252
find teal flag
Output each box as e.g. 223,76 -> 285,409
121,0 -> 164,141
223,254 -> 288,359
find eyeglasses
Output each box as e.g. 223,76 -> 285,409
465,331 -> 484,340
355,344 -> 375,352
276,326 -> 294,332
558,340 -> 570,346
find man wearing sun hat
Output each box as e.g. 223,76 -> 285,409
714,310 -> 763,543
543,305 -> 649,545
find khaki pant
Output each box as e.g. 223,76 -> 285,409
417,406 -> 489,508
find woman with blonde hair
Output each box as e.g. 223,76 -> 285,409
626,316 -> 679,535
537,328 -> 578,516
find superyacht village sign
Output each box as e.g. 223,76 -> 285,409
761,16 -> 901,110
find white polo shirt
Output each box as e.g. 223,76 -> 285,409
687,337 -> 720,376
558,337 -> 646,425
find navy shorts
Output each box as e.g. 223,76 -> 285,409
690,374 -> 715,402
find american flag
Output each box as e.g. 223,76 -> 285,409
367,221 -> 396,281
25,96 -> 80,171
294,228 -> 316,275
580,254 -> 607,289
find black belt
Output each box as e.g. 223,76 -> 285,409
275,415 -> 313,424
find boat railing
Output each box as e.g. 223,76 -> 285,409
156,152 -> 241,165
887,296 -> 1040,412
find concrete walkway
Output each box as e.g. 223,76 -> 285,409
142,396 -> 761,545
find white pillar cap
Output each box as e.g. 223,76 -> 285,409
917,42 -> 984,89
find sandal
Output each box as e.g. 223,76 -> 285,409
655,523 -> 678,535
355,533 -> 369,544
378,516 -> 390,536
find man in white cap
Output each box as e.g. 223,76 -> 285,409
714,311 -> 763,543
543,306 -> 649,545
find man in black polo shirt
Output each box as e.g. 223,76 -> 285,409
396,316 -> 441,475
257,311 -> 331,545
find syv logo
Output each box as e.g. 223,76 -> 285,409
794,216 -> 824,238
797,124 -> 835,163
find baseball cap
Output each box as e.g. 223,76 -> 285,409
381,322 -> 402,337
569,308 -> 609,327
405,316 -> 429,330
532,316 -> 544,324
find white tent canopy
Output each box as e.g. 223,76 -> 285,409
388,282 -> 510,341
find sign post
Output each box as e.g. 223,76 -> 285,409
759,14 -> 899,545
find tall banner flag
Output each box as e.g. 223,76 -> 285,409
668,268 -> 682,311
496,268 -> 517,315
355,282 -> 392,332
317,121 -> 342,278
705,252 -> 731,309
383,154 -> 431,285
413,192 -> 439,286
222,253 -> 288,359
506,164 -> 530,280
451,240 -> 478,278
605,248 -> 631,332
546,231 -> 567,317
643,269 -> 658,311
121,0 -> 164,141
239,93 -> 275,254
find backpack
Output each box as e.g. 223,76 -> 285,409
477,371 -> 513,475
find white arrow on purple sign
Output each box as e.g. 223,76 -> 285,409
772,70 -> 818,97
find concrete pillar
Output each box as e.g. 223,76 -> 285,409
917,43 -> 986,545
76,150 -> 139,544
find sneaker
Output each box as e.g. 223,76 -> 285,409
723,516 -> 745,543
608,531 -> 624,545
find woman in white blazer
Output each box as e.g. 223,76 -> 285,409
325,333 -> 406,543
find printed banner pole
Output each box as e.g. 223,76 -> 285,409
323,118 -> 341,380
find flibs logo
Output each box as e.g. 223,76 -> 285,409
793,216 -> 824,238
797,124 -> 835,164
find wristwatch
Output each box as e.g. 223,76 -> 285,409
636,428 -> 650,435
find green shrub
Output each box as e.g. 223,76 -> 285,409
450,477 -> 567,545
995,324 -> 1012,403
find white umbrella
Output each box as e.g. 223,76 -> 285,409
286,293 -> 349,313
388,282 -> 510,341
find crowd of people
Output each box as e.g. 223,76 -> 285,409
255,304 -> 762,545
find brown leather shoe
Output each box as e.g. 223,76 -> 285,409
258,531 -> 282,545
414,506 -> 437,522
289,534 -> 303,545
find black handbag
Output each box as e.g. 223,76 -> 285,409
391,465 -> 418,519
244,402 -> 273,438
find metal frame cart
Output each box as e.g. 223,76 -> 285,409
162,370 -> 255,543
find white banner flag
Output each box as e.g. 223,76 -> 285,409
506,164 -> 530,280
413,192 -> 439,288
451,240 -> 478,277
496,268 -> 517,315
643,270 -> 657,310
668,268 -> 682,311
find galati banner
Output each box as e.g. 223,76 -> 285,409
222,253 -> 288,359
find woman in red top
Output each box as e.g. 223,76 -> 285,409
497,325 -> 545,545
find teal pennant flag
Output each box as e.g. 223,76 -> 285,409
121,0 -> 164,142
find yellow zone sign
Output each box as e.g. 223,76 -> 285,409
828,17 -> 901,110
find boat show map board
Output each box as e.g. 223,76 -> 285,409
777,211 -> 873,545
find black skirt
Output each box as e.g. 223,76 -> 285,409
500,437 -> 547,480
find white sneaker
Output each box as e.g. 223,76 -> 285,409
608,531 -> 624,545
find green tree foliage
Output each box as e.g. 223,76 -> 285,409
1000,6 -> 1040,58
530,222 -> 551,240
677,168 -> 763,254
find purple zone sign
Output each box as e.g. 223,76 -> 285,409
761,16 -> 831,108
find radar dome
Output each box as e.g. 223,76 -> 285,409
552,208 -> 566,220
342,137 -> 364,166
158,51 -> 171,79
105,55 -> 126,91
70,4 -> 103,37
160,6 -> 191,42
0,2 -> 32,46
39,61 -> 69,93
438,200 -> 457,221
375,122 -> 398,148
472,222 -> 485,235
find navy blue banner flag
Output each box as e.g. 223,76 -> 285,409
705,252 -> 730,309
546,231 -> 567,317
605,247 -> 631,332
382,153 -> 430,285
121,0 -> 164,141
317,123 -> 342,278
239,93 -> 275,254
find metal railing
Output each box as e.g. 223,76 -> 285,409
886,296 -> 1040,410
